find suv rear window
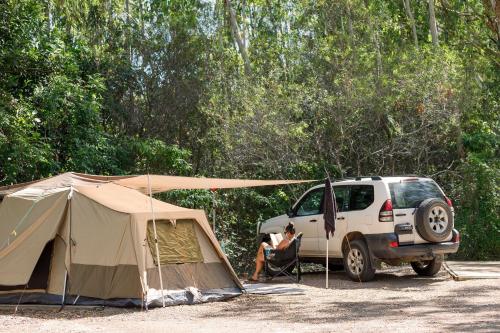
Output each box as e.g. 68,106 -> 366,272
389,180 -> 444,209
349,185 -> 374,210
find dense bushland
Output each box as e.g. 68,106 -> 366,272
0,0 -> 498,272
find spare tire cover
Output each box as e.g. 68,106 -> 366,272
415,198 -> 453,243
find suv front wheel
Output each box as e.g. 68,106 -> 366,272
342,239 -> 376,282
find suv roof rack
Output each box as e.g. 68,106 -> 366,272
334,177 -> 355,181
354,176 -> 382,181
328,176 -> 383,182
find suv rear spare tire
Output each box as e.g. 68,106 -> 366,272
415,198 -> 453,242
342,239 -> 375,282
411,255 -> 443,276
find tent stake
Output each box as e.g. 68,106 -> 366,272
147,174 -> 166,307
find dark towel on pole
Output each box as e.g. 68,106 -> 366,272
323,177 -> 337,240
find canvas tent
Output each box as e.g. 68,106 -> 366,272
0,172 -> 311,307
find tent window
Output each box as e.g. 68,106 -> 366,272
147,219 -> 203,265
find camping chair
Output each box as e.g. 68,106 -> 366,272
264,232 -> 303,283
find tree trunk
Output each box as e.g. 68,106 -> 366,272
403,0 -> 418,47
107,0 -> 113,35
225,0 -> 252,75
428,0 -> 439,46
125,0 -> 133,62
241,0 -> 247,49
139,0 -> 145,38
374,28 -> 382,79
45,0 -> 52,33
347,3 -> 354,40
483,0 -> 500,49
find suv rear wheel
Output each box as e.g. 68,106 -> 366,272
410,255 -> 443,276
342,239 -> 376,282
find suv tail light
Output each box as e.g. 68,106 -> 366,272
379,199 -> 393,222
445,196 -> 453,207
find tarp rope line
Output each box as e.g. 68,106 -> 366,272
14,284 -> 28,314
0,189 -> 47,252
148,174 -> 166,307
442,262 -> 460,280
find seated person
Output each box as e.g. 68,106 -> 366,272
249,222 -> 296,282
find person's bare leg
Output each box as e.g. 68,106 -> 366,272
251,243 -> 267,280
252,259 -> 264,280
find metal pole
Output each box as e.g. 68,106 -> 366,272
61,272 -> 68,307
212,189 -> 216,235
147,174 -> 165,307
143,240 -> 148,311
326,238 -> 329,289
61,187 -> 73,308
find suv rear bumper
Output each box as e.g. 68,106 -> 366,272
365,230 -> 460,261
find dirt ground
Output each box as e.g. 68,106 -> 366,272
0,267 -> 499,333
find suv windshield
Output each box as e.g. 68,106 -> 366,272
389,180 -> 444,209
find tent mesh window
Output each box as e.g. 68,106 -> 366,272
147,219 -> 204,265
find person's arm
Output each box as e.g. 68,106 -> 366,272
276,239 -> 290,250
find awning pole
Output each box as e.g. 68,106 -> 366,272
326,238 -> 329,289
211,189 -> 216,235
147,174 -> 165,307
143,239 -> 149,311
61,272 -> 68,307
61,187 -> 73,309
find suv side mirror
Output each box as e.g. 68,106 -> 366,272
286,207 -> 294,218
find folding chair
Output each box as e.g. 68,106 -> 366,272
264,232 -> 303,283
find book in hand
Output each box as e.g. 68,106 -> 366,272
269,233 -> 283,248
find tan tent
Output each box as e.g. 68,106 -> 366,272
0,173 -> 312,307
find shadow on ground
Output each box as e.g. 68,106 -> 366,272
1,267 -> 499,333
200,269 -> 500,332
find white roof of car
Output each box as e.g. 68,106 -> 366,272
309,176 -> 433,189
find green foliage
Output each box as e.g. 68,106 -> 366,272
0,0 -> 498,267
454,156 -> 499,259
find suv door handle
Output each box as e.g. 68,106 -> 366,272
337,216 -> 345,220
309,219 -> 317,223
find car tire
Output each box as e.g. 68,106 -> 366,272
342,239 -> 376,282
410,255 -> 443,276
415,198 -> 453,243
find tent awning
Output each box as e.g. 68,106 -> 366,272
113,175 -> 316,194
0,172 -> 317,196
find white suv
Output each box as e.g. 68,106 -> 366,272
257,176 -> 460,281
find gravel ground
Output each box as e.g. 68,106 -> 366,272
0,267 -> 498,333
